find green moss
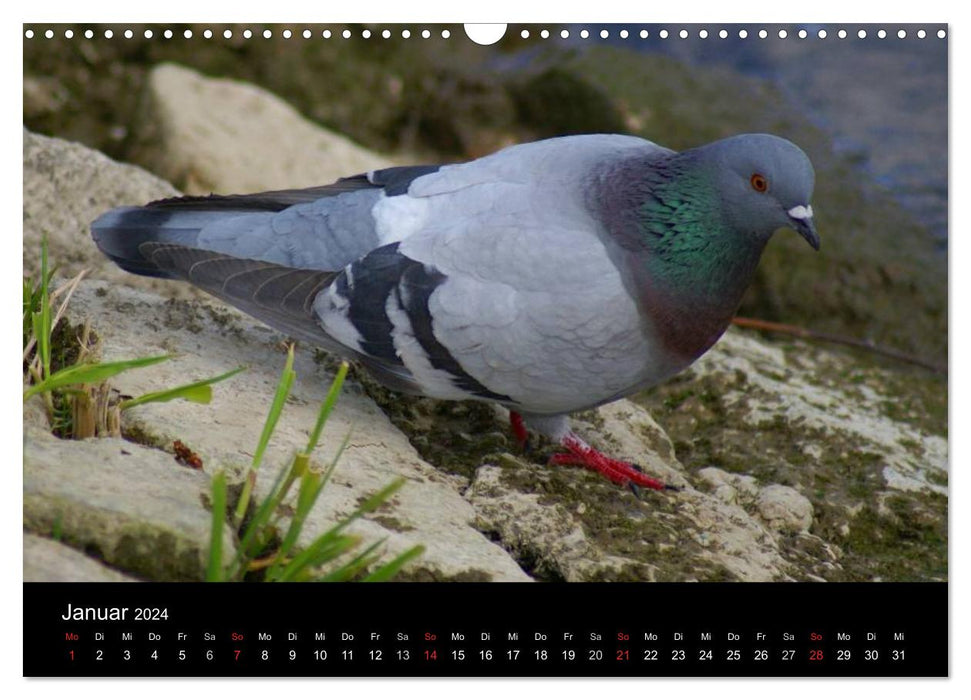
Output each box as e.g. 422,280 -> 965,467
635,344 -> 947,582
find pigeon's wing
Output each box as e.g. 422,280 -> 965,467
314,135 -> 675,412
138,241 -> 425,393
91,165 -> 444,278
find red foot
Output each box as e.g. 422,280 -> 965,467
509,411 -> 529,451
551,434 -> 668,491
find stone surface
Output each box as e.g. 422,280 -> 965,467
757,485 -> 815,533
466,405 -> 808,583
23,423 -> 235,581
60,280 -> 531,583
24,534 -> 139,583
636,329 -> 947,582
22,129 -> 190,297
126,63 -> 394,195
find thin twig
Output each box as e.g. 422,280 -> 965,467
731,317 -> 946,375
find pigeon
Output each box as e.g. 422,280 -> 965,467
91,133 -> 817,492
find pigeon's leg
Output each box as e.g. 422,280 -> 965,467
517,412 -> 672,491
509,411 -> 531,452
550,433 -> 669,491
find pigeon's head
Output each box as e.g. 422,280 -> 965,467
701,134 -> 819,251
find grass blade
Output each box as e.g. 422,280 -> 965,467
305,361 -> 348,454
361,545 -> 425,582
315,539 -> 386,582
37,235 -> 52,378
23,355 -> 170,401
206,471 -> 228,582
234,345 -> 296,521
120,366 -> 245,410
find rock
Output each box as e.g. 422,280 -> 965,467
126,63 -> 394,195
24,534 -> 139,583
23,128 -> 196,298
757,485 -> 814,533
60,280 -> 530,583
637,329 -> 947,581
23,423 -> 235,581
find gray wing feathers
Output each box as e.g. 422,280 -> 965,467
139,242 -> 338,348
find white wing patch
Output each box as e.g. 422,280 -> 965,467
384,286 -> 470,401
314,270 -> 363,352
371,192 -> 431,246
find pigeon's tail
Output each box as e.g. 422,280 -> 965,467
91,206 -> 208,279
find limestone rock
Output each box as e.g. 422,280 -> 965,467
22,129 -> 191,299
126,63 -> 394,195
61,280 -> 530,583
24,534 -> 139,583
757,485 -> 814,533
23,424 -> 235,581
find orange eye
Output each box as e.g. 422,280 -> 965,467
750,173 -> 769,193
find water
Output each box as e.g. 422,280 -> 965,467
610,24 -> 949,246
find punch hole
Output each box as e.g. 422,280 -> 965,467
243,29 -> 252,39
580,29 -> 589,39
463,24 -> 506,45
620,29 -> 629,39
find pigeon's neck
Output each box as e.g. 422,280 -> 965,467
593,151 -> 769,362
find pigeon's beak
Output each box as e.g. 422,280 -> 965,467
787,205 -> 819,251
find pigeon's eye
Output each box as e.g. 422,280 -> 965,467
750,173 -> 769,193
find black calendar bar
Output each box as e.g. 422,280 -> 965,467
24,582 -> 947,677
